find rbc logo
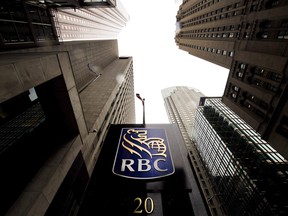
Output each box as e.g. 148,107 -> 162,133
112,128 -> 175,179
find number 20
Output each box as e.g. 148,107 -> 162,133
133,197 -> 154,214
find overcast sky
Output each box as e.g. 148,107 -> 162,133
118,0 -> 229,124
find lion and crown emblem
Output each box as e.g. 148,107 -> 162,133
113,128 -> 175,179
122,129 -> 167,159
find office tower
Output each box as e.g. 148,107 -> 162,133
175,0 -> 288,159
162,86 -> 224,215
160,86 -> 211,216
193,97 -> 288,216
1,0 -> 127,51
0,40 -> 135,215
162,86 -> 204,145
54,0 -> 129,41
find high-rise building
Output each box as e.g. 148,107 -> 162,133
161,86 -> 212,216
54,0 -> 129,41
1,0 -> 133,215
161,86 -> 204,145
162,86 -> 225,215
193,97 -> 288,216
1,0 -> 128,50
175,0 -> 288,159
0,40 -> 135,215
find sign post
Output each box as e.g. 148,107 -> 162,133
136,93 -> 145,125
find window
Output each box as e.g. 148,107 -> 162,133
253,67 -> 265,75
231,93 -> 237,98
239,63 -> 246,70
265,83 -> 279,93
277,31 -> 288,39
256,31 -> 268,39
269,72 -> 282,82
233,86 -> 239,91
236,72 -> 243,79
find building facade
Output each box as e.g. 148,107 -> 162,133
162,86 -> 205,145
162,86 -> 225,215
0,40 -> 135,215
54,0 -> 129,41
193,98 -> 288,216
0,0 -> 127,50
175,0 -> 288,159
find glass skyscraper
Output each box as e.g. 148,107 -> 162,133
193,98 -> 288,216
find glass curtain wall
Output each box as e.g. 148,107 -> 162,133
193,98 -> 288,216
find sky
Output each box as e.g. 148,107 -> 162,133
118,0 -> 229,124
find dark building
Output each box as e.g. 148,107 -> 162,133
0,1 -> 135,215
193,97 -> 288,216
175,0 -> 288,159
0,0 -> 119,51
0,40 -> 135,216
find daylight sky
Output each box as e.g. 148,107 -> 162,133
118,0 -> 229,124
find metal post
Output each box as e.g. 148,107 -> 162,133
136,93 -> 145,125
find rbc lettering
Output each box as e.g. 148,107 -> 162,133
121,159 -> 168,172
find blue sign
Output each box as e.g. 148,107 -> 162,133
112,128 -> 175,179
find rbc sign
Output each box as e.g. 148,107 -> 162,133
112,128 -> 175,179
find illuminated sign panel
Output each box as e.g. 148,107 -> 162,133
112,128 -> 175,179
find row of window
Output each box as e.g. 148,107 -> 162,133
236,63 -> 283,83
181,24 -> 241,35
181,3 -> 244,28
180,29 -> 288,40
1,21 -> 55,44
182,0 -> 286,14
227,82 -> 270,119
182,0 -> 242,18
179,42 -> 234,57
180,31 -> 239,39
57,13 -> 100,25
256,30 -> 288,40
180,18 -> 288,41
235,61 -> 281,80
